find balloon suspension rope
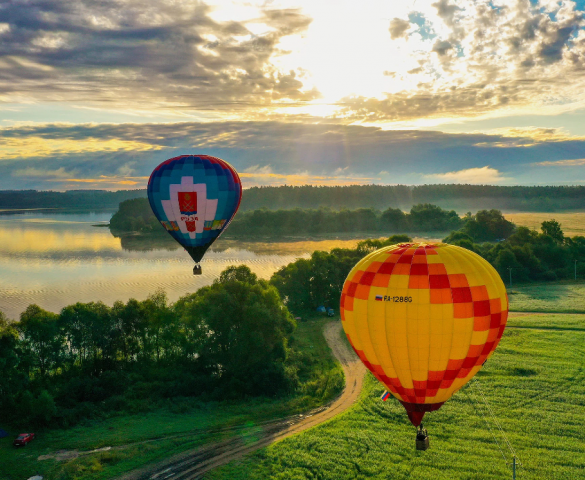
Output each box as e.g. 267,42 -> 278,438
465,379 -> 521,477
415,423 -> 428,440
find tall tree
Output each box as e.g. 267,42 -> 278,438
463,209 -> 515,241
0,312 -> 25,411
181,266 -> 296,395
541,220 -> 565,244
18,304 -> 62,377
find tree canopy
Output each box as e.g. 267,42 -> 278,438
444,219 -> 582,282
0,267 -> 298,428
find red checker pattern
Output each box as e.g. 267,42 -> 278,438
340,242 -> 509,418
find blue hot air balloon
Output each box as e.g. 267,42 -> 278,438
147,155 -> 242,274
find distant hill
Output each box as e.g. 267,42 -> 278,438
1,184 -> 585,212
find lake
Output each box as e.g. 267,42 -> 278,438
0,211 -> 366,319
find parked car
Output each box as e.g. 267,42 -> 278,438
13,433 -> 35,447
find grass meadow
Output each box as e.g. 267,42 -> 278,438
504,211 -> 585,237
508,282 -> 585,313
208,313 -> 585,480
0,317 -> 343,480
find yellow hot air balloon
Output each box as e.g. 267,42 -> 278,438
340,242 -> 508,439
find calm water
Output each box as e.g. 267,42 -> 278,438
0,212 -> 364,319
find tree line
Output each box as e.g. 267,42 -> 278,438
109,198 -> 465,236
0,189 -> 144,210
443,218 -> 585,283
227,204 -> 464,236
109,197 -> 161,234
240,184 -> 585,212
5,184 -> 585,212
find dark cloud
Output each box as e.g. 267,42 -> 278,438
0,0 -> 316,107
432,0 -> 461,27
339,84 -> 515,122
432,39 -> 453,56
389,18 -> 410,40
537,13 -> 583,63
2,121 -> 585,189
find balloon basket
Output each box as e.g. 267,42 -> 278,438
193,265 -> 202,275
416,437 -> 429,450
415,425 -> 429,451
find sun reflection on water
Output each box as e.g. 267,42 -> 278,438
0,212 -> 368,320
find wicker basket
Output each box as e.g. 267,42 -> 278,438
416,436 -> 430,451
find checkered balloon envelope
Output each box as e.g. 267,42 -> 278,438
340,242 -> 508,427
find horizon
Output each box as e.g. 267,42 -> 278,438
5,181 -> 585,194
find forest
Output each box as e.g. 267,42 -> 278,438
240,184 -> 585,211
4,184 -> 585,212
0,189 -> 144,210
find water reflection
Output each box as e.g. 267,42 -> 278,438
0,211 -> 119,259
118,234 -> 180,252
117,234 -> 365,255
1,212 -> 364,320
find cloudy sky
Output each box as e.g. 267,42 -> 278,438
2,0 -> 585,190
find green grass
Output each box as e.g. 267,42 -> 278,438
207,314 -> 585,480
508,281 -> 585,313
507,313 -> 585,331
0,316 -> 342,480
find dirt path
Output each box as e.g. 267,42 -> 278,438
119,321 -> 366,480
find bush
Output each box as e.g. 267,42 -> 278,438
462,209 -> 515,241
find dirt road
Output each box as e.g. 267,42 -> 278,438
121,321 -> 366,480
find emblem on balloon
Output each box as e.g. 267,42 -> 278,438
147,155 -> 242,274
340,242 -> 508,448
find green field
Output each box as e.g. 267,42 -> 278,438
3,309 -> 585,480
508,282 -> 585,313
504,211 -> 585,238
208,313 -> 585,480
0,317 -> 342,480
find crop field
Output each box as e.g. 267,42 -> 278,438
504,211 -> 585,237
208,313 -> 585,480
508,282 -> 585,313
0,317 -> 342,480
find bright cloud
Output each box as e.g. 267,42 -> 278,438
239,171 -> 379,187
12,167 -> 73,178
533,158 -> 585,166
52,175 -> 150,189
0,134 -> 161,159
1,0 -> 585,126
425,166 -> 509,184
472,127 -> 585,147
